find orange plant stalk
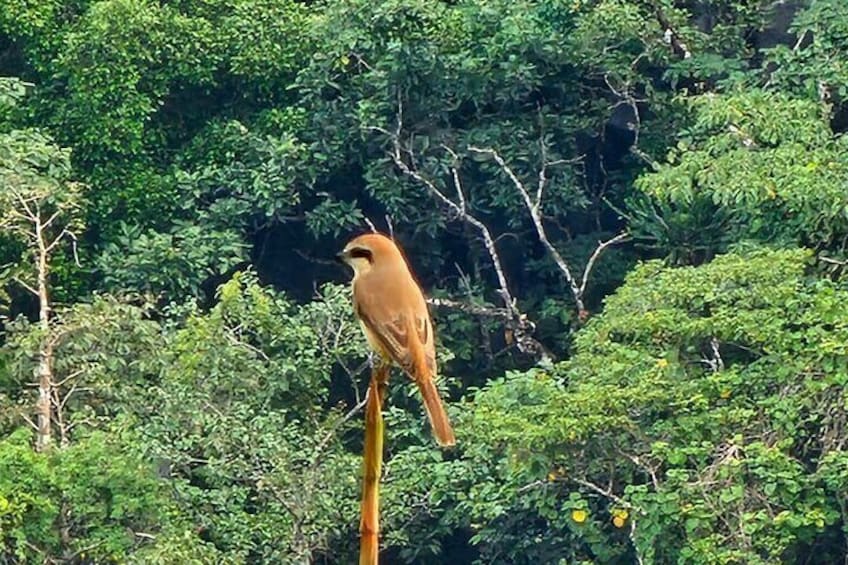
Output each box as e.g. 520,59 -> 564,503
360,364 -> 388,565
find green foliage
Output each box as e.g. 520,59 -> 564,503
97,222 -> 245,299
3,274 -> 371,562
175,119 -> 309,227
4,0 -> 848,562
0,129 -> 84,301
639,90 -> 848,251
0,428 -> 170,562
0,77 -> 29,129
124,274 -> 368,562
0,129 -> 80,222
47,0 -> 216,163
766,0 -> 848,103
221,0 -> 314,92
461,248 -> 848,562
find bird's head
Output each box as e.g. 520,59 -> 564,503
336,232 -> 403,279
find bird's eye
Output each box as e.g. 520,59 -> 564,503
350,247 -> 373,261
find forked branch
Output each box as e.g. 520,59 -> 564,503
468,146 -> 628,319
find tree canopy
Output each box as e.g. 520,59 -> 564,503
3,0 -> 848,563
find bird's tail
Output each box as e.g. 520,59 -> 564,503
360,371 -> 386,565
416,377 -> 456,447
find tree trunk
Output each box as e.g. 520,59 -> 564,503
35,220 -> 53,452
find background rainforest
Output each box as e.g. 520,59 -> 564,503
2,0 -> 848,563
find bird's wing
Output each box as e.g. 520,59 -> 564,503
414,313 -> 437,376
355,301 -> 435,379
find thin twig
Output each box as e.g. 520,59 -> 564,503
313,396 -> 369,461
51,369 -> 85,389
572,477 -> 640,513
619,450 -> 661,491
225,331 -> 271,361
517,479 -> 547,494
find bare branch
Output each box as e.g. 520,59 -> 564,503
70,231 -> 81,267
56,383 -> 85,412
572,477 -> 641,513
45,228 -> 69,254
532,113 -> 583,208
618,450 -> 661,491
225,331 -> 271,361
365,125 -> 392,137
384,215 -> 394,239
821,256 -> 848,266
51,368 -> 86,389
536,120 -> 548,207
603,75 -> 659,170
578,232 -> 630,296
469,146 -> 628,321
427,296 -> 511,319
517,479 -> 547,494
705,337 -> 724,373
442,145 -> 468,212
631,519 -> 645,565
792,29 -> 810,52
64,541 -> 106,561
366,100 -> 553,360
9,186 -> 38,221
389,136 -> 517,316
12,276 -> 39,297
469,146 -> 585,312
20,414 -> 39,431
535,157 -> 582,212
41,209 -> 63,231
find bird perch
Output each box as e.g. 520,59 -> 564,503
359,363 -> 389,564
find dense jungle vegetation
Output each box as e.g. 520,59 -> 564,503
3,0 -> 848,562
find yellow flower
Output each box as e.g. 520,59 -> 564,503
656,358 -> 669,368
572,509 -> 587,523
613,515 -> 627,528
720,389 -> 731,399
547,472 -> 557,482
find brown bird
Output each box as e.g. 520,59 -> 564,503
337,232 -> 456,447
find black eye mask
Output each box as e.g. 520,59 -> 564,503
350,247 -> 373,262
